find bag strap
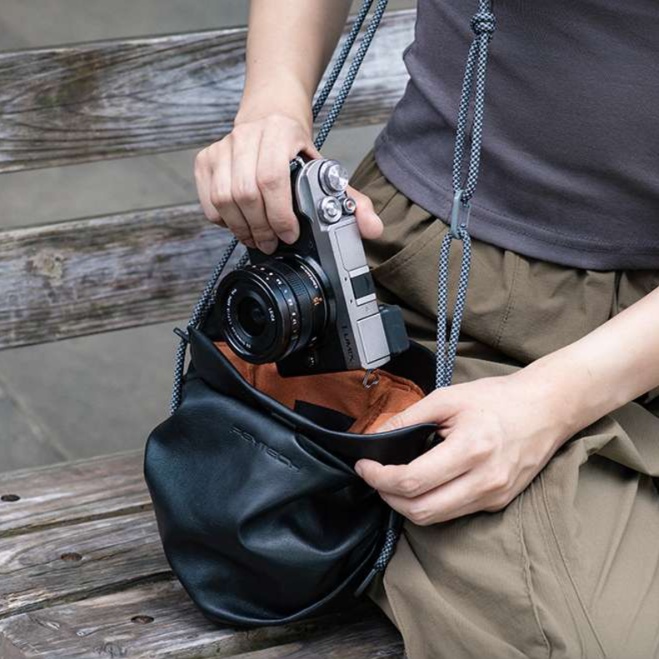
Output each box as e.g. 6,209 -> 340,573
436,0 -> 496,388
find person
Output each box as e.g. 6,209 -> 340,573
194,1 -> 659,657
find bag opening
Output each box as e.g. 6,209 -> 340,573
214,342 -> 425,435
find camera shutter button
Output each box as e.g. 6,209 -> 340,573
318,196 -> 343,224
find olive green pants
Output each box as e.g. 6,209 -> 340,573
351,151 -> 659,659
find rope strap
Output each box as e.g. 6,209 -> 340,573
375,0 -> 495,576
435,0 -> 495,391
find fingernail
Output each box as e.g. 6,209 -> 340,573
257,238 -> 278,254
279,230 -> 298,245
354,462 -> 364,477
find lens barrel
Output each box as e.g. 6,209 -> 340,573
216,257 -> 329,364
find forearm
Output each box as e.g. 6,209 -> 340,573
236,0 -> 352,132
517,285 -> 659,445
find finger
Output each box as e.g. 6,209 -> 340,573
194,149 -> 222,224
370,388 -> 457,433
355,434 -> 473,498
209,139 -> 255,248
256,129 -> 307,244
349,186 -> 383,239
379,468 -> 492,526
231,126 -> 278,254
299,141 -> 322,160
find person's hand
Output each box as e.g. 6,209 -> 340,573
355,370 -> 575,525
194,113 -> 383,254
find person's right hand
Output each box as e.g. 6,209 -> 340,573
194,113 -> 384,254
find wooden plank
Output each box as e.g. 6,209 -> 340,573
0,510 -> 169,618
0,451 -> 148,536
0,579 -> 399,658
0,204 -> 236,351
224,617 -> 404,659
0,10 -> 414,173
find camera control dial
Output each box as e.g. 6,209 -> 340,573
319,160 -> 349,194
318,196 -> 343,224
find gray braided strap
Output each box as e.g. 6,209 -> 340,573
435,229 -> 472,389
372,528 -> 398,572
170,236 -> 240,413
451,1 -> 496,205
361,0 -> 495,586
312,0 -> 374,119
314,0 -> 389,150
353,512 -> 403,596
437,0 -> 495,390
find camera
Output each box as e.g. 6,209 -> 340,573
214,156 -> 409,377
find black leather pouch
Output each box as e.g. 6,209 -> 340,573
145,327 -> 436,627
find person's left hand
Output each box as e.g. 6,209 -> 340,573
354,370 -> 575,525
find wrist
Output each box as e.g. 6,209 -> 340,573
509,354 -> 587,449
235,76 -> 314,136
512,342 -> 631,448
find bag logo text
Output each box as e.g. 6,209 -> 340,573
230,425 -> 301,471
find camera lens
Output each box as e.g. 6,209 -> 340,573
237,297 -> 268,336
216,257 -> 329,364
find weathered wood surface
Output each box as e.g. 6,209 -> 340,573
0,10 -> 414,173
0,510 -> 168,618
0,452 -> 150,535
0,204 -> 237,351
0,452 -> 402,658
0,582 -> 402,659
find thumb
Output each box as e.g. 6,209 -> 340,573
369,389 -> 453,433
349,186 -> 384,239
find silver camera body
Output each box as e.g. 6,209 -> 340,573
215,156 -> 409,377
291,157 -> 407,371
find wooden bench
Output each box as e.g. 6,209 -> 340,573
0,10 -> 415,657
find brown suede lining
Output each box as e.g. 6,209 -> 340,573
214,342 -> 425,434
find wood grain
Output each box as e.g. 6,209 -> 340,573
224,616 -> 404,659
0,205 -> 237,351
0,451 -> 149,536
0,10 -> 413,173
0,579 -> 399,658
0,510 -> 170,618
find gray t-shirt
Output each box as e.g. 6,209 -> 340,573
374,0 -> 659,270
